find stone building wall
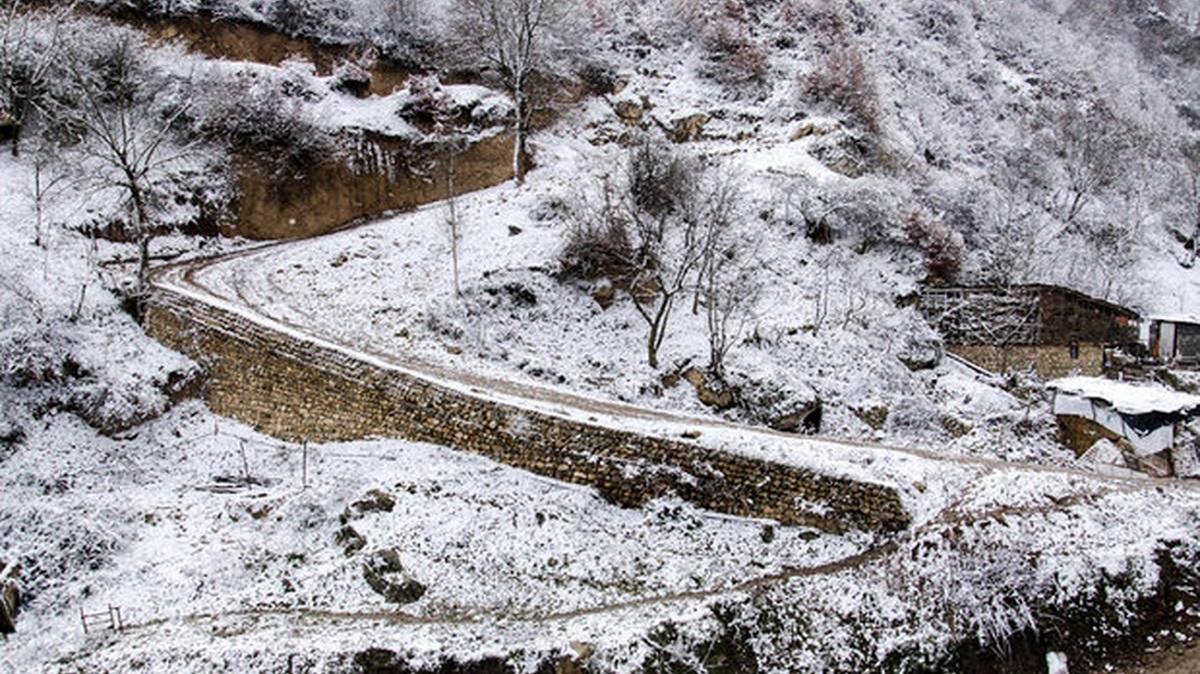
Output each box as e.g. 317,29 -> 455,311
145,286 -> 911,533
949,343 -> 1105,379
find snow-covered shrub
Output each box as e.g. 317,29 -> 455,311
195,72 -> 332,176
266,0 -> 352,40
558,209 -> 634,283
905,210 -> 963,283
396,74 -> 456,128
803,39 -> 880,133
628,137 -> 697,217
676,0 -> 768,85
0,5 -> 69,157
0,500 -> 126,604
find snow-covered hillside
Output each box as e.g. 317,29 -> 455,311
4,0 -> 1200,672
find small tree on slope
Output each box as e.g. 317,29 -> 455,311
450,0 -> 585,184
58,31 -> 205,316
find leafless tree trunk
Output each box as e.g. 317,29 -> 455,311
445,151 -> 463,297
1182,142 -> 1200,268
0,0 -> 72,157
60,32 -> 203,317
26,138 -> 67,250
452,0 -> 582,184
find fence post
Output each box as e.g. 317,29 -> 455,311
240,439 -> 250,481
80,606 -> 88,635
302,441 -> 308,489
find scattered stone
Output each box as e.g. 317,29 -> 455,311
351,489 -> 396,515
330,251 -> 351,268
660,370 -> 680,389
591,282 -> 616,310
808,129 -> 879,178
557,641 -> 597,674
853,404 -> 890,431
362,549 -> 426,604
789,118 -> 841,141
0,111 -> 15,144
336,525 -> 367,556
331,62 -> 372,98
681,430 -> 701,440
507,224 -> 523,236
940,415 -> 973,439
760,524 -> 776,544
445,344 -> 464,355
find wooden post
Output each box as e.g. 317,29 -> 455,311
302,441 -> 308,489
240,439 -> 250,481
80,606 -> 88,635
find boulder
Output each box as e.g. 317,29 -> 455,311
331,62 -> 372,98
345,489 -> 396,520
682,367 -> 736,411
614,99 -> 643,126
768,399 -> 823,434
808,129 -> 878,178
0,566 -> 18,637
670,113 -> 709,143
852,403 -> 889,431
736,377 -> 823,434
362,548 -> 426,605
897,334 -> 943,371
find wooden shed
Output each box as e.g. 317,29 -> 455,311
1147,315 -> 1200,363
919,284 -> 1139,378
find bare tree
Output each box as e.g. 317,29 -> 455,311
1181,140 -> 1200,267
703,254 -> 760,377
1043,103 -> 1131,226
451,0 -> 583,184
59,31 -> 204,313
695,170 -> 754,375
979,148 -> 1060,285
0,0 -> 72,157
572,141 -> 746,369
25,136 -> 67,249
444,151 -> 464,297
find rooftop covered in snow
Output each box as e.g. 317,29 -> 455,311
1048,376 -> 1200,417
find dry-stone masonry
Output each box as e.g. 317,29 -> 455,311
146,285 -> 911,533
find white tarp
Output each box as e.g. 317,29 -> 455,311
1049,377 -> 1200,456
1049,377 -> 1200,416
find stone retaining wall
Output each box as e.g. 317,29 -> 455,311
145,285 -> 911,533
